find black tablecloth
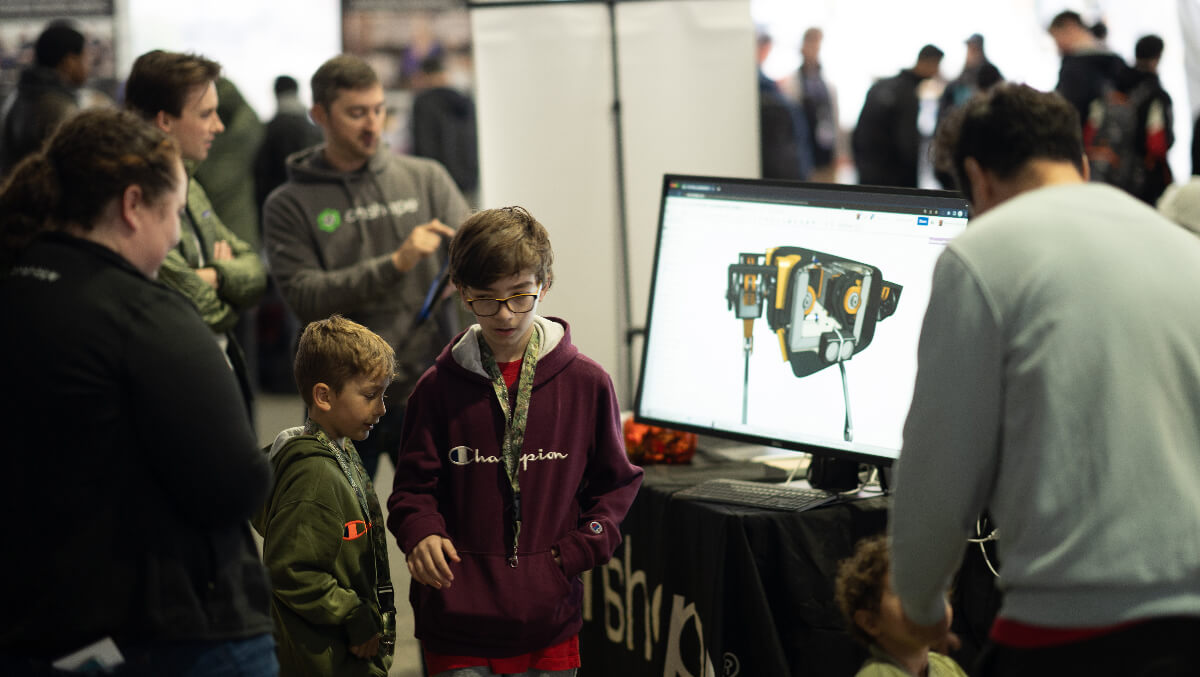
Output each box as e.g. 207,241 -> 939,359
578,461 -> 1000,676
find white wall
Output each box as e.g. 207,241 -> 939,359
116,0 -> 341,118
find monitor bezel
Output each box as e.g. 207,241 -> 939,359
633,173 -> 971,468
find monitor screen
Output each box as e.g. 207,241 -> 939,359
635,175 -> 971,466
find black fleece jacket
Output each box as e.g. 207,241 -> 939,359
0,233 -> 273,658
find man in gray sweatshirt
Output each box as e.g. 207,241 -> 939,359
263,54 -> 470,478
890,83 -> 1200,675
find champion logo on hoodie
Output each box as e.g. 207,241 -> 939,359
343,520 -> 370,540
448,445 -> 569,471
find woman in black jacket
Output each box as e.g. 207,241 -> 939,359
0,108 -> 277,676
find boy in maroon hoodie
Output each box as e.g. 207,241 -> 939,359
387,206 -> 644,676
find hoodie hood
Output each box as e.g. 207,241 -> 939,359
266,424 -> 347,472
253,425 -> 326,535
284,144 -> 395,185
252,424 -> 349,535
268,425 -> 306,462
445,315 -> 574,385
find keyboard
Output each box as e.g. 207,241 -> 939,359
672,478 -> 838,512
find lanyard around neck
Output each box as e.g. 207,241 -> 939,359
302,421 -> 394,611
305,421 -> 371,519
477,322 -> 542,567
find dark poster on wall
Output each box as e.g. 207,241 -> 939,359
0,0 -> 113,19
342,0 -> 471,90
344,0 -> 463,10
0,2 -> 117,107
341,0 -> 474,177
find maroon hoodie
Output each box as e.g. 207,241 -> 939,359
387,316 -> 644,657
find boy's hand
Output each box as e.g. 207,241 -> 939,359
349,633 -> 380,658
391,220 -> 455,273
408,534 -> 460,589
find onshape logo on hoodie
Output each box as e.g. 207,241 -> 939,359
317,208 -> 342,233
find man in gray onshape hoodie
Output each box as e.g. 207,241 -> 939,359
263,54 -> 470,478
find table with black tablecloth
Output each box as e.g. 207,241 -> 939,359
578,460 -> 1000,676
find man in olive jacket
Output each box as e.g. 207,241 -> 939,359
126,50 -> 267,412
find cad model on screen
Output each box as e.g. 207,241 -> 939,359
726,247 -> 903,442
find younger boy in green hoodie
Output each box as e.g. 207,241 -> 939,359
253,314 -> 397,676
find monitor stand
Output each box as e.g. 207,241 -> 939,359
877,464 -> 893,494
807,454 -> 861,491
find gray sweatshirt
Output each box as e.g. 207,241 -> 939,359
263,146 -> 470,394
891,182 -> 1200,629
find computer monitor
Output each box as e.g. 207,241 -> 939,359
634,174 -> 971,471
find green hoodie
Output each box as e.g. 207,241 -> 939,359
252,426 -> 393,676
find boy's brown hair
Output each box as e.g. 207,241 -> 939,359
834,534 -> 889,646
294,315 -> 396,408
449,206 -> 554,291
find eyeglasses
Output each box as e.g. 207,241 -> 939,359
464,288 -> 541,317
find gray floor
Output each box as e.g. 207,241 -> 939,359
255,392 -> 424,677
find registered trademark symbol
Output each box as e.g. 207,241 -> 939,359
723,652 -> 740,677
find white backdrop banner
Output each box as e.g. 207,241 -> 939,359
615,1 -> 759,396
471,0 -> 755,404
472,2 -> 623,395
1180,0 -> 1200,127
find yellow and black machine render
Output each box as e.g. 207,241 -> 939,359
726,247 -> 902,441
